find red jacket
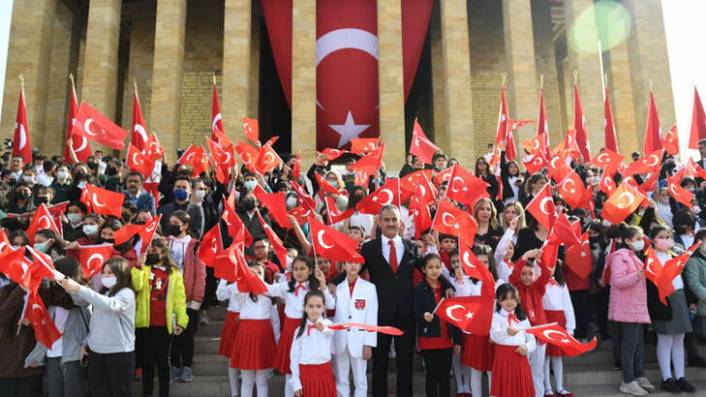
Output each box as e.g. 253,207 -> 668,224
510,259 -> 551,325
169,236 -> 206,303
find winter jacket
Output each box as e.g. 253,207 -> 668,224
132,265 -> 188,334
167,236 -> 206,303
684,248 -> 706,316
608,248 -> 650,324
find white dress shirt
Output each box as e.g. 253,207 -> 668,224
381,234 -> 404,265
267,280 -> 336,318
216,280 -> 242,313
490,309 -> 537,352
542,281 -> 576,334
289,318 -> 335,391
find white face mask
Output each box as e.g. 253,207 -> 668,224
82,224 -> 98,236
629,239 -> 645,252
56,170 -> 69,181
286,196 -> 298,210
101,275 -> 117,288
194,190 -> 207,200
244,180 -> 257,191
67,213 -> 83,225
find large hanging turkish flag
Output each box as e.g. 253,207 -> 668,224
262,0 -> 432,150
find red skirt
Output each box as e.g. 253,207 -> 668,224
218,311 -> 240,358
545,310 -> 566,357
274,316 -> 302,374
229,319 -> 276,370
461,333 -> 494,371
490,345 -> 535,397
299,362 -> 337,397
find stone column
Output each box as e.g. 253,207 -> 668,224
604,42 -> 639,153
291,0 -> 317,166
150,0 -> 187,160
565,0 -> 604,155
438,0 -> 474,165
430,2 -> 447,145
121,8 -> 155,129
81,0 -> 122,132
623,0 -> 675,141
377,0 -> 406,171
0,0 -> 57,148
222,0 -> 252,141
502,0 -> 539,142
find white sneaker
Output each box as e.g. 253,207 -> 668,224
619,381 -> 648,396
636,376 -> 655,392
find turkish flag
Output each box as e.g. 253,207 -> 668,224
663,125 -> 680,156
211,81 -> 225,141
536,89 -> 552,160
235,140 -> 260,172
350,138 -> 381,154
526,323 -> 597,356
598,169 -> 617,195
557,169 -> 590,210
78,244 -> 114,279
64,82 -> 91,163
573,85 -> 591,162
0,229 -> 10,254
131,88 -> 148,150
308,216 -> 364,263
495,87 -> 514,160
601,181 -> 646,225
547,153 -> 571,184
689,87 -> 706,150
399,169 -> 434,195
624,149 -> 663,177
288,206 -> 314,225
667,174 -> 694,208
458,241 -> 495,297
242,117 -> 259,142
644,247 -> 666,291
643,91 -> 663,154
221,200 -> 253,247
315,173 -> 342,196
144,133 -> 164,162
324,196 -> 354,224
214,245 -> 239,283
113,216 -> 161,255
328,322 -> 403,336
431,199 -> 478,240
320,148 -> 347,161
657,244 -> 699,304
71,102 -> 127,150
198,224 -> 224,267
548,213 -> 581,247
350,144 -> 384,175
256,143 -> 282,175
526,183 -> 556,231
291,180 -> 317,211
435,296 -> 494,336
432,167 -> 453,186
24,291 -> 61,348
604,87 -> 620,152
0,247 -> 32,288
178,144 -> 209,177
81,184 -> 124,218
26,204 -> 62,243
539,241 -> 561,273
410,119 -> 441,164
208,138 -> 236,171
565,232 -> 592,280
523,154 -> 547,175
12,87 -> 32,163
591,149 -> 624,170
230,247 -> 268,295
255,209 -> 288,268
252,187 -> 289,229
126,143 -> 154,179
409,189 -> 432,238
446,164 -> 490,207
355,178 -> 408,215
27,247 -> 57,290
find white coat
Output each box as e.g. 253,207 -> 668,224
333,277 -> 378,358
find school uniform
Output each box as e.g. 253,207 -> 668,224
290,319 -> 337,397
229,290 -> 278,370
542,280 -> 576,357
489,310 -> 537,397
333,277 -> 378,397
215,280 -> 241,359
460,278 -> 504,372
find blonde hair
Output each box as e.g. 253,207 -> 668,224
500,202 -> 527,231
473,197 -> 499,229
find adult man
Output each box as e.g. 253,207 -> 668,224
124,172 -> 156,215
361,205 -> 419,397
158,176 -> 202,237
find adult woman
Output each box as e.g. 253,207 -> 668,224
473,198 -> 503,249
500,155 -> 523,205
474,157 -> 499,200
513,217 -> 549,262
520,174 -> 548,207
57,257 -> 136,397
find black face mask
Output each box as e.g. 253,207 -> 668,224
17,190 -> 30,200
243,199 -> 256,211
145,254 -> 160,266
589,236 -> 601,245
35,196 -> 49,205
100,238 -> 115,245
167,224 -> 182,237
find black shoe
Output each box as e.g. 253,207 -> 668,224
677,378 -> 696,393
660,378 -> 682,393
687,357 -> 706,367
613,360 -> 621,370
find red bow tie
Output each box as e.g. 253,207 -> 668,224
306,324 -> 318,336
508,312 -> 519,327
294,283 -> 306,296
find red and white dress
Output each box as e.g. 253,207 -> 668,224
229,288 -> 280,370
289,318 -> 336,397
456,277 -> 504,371
267,280 -> 336,374
216,280 -> 241,358
489,309 -> 536,397
542,279 -> 576,357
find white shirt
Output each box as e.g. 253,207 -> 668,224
680,234 -> 695,250
169,235 -> 192,270
47,307 -> 69,358
381,235 -> 404,265
542,281 -> 576,334
215,280 -> 242,313
289,318 -> 334,391
490,309 -> 537,352
236,291 -> 273,320
267,280 -> 336,318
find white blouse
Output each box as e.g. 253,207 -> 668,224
216,280 -> 242,313
267,280 -> 336,318
542,281 -> 576,334
490,309 -> 537,352
289,318 -> 334,391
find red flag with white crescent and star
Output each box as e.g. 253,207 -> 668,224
64,80 -> 92,163
131,86 -> 148,151
308,216 -> 364,263
12,86 -> 32,163
435,296 -> 493,336
212,81 -> 225,141
525,183 -> 556,231
526,323 -> 597,356
198,224 -> 224,267
604,87 -> 619,152
24,291 -> 61,349
573,85 -> 591,163
26,204 -> 62,243
536,89 -> 551,160
78,244 -> 114,279
410,119 -> 442,164
72,102 -> 128,150
689,87 -> 706,150
81,183 -> 124,219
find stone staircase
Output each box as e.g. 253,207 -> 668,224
137,305 -> 706,396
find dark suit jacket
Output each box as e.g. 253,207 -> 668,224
361,237 -> 420,324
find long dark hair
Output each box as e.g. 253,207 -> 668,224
287,256 -> 320,293
472,244 -> 498,281
495,283 -> 526,321
102,257 -> 133,297
295,290 -> 326,338
553,260 -> 566,286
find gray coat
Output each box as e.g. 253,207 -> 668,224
24,305 -> 91,367
684,250 -> 706,316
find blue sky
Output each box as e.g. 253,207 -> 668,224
0,0 -> 703,155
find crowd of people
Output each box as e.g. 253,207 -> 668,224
1,134 -> 706,397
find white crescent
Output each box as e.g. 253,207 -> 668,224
242,152 -> 252,165
616,191 -> 635,209
185,151 -> 196,162
316,28 -> 379,66
317,230 -> 335,249
83,118 -> 98,137
539,196 -> 554,216
73,135 -> 88,153
563,179 -> 576,194
92,193 -> 106,208
550,156 -> 560,170
451,176 -> 465,193
531,139 -> 540,152
462,251 -> 476,268
532,157 -> 543,167
376,189 -> 394,206
596,153 -> 610,165
212,113 -> 222,133
445,304 -> 466,322
16,123 -> 26,150
30,303 -> 44,319
441,213 -> 457,229
364,143 -> 376,152
669,183 -> 679,196
645,257 -> 658,277
644,154 -> 659,168
38,215 -> 51,229
145,220 -> 158,233
131,152 -> 143,166
543,329 -> 568,344
86,253 -> 105,270
133,123 -> 148,144
263,152 -> 275,166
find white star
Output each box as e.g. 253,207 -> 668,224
465,312 -> 474,319
329,111 -> 370,148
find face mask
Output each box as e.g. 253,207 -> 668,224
145,253 -> 160,266
286,196 -> 298,210
101,238 -> 115,245
174,188 -> 189,201
56,170 -> 69,181
194,190 -> 206,200
589,236 -> 601,245
244,180 -> 257,191
101,275 -> 117,289
629,239 -> 645,252
35,196 -> 49,205
693,206 -> 702,215
82,224 -> 98,236
243,199 -> 256,211
658,197 -> 670,205
17,190 -> 30,200
22,176 -> 35,184
654,237 -> 674,251
33,241 -> 49,253
67,213 -> 83,225
167,224 -> 182,237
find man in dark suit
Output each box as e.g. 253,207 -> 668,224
362,204 -> 419,397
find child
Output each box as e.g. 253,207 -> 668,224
131,238 -> 189,397
490,283 -> 536,397
333,260 -> 377,397
216,279 -> 242,397
437,234 -> 457,273
230,262 -> 279,397
414,253 -> 461,397
290,290 -> 337,397
267,256 -> 335,397
542,262 -> 576,397
495,217 -> 520,282
447,251 -> 472,397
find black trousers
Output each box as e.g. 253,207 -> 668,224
0,374 -> 42,397
137,327 -> 171,397
593,288 -> 611,340
87,351 -> 134,397
372,318 -> 415,397
421,349 -> 452,397
201,266 -> 217,310
171,308 -> 199,368
570,290 -> 592,339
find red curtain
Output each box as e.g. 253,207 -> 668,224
261,0 -> 293,106
402,0 -> 433,100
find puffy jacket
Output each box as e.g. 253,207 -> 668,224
684,249 -> 706,316
608,248 -> 650,324
132,265 -> 188,334
168,237 -> 206,303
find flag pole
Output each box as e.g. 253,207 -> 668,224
432,297 -> 445,315
598,40 -> 606,99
